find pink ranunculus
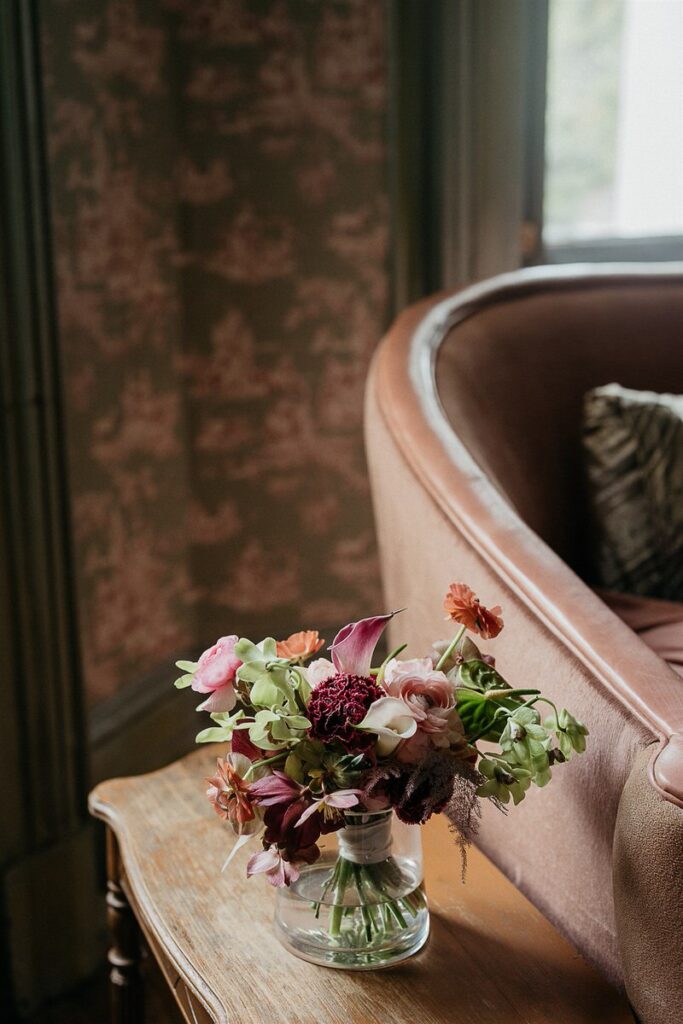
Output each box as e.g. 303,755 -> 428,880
382,657 -> 466,763
192,636 -> 241,712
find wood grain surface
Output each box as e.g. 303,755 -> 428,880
89,747 -> 633,1024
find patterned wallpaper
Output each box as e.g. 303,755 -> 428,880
41,0 -> 389,706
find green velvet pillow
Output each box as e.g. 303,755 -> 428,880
582,383 -> 683,600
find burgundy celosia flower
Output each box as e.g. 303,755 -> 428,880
307,673 -> 384,753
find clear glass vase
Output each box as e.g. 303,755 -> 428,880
274,809 -> 429,969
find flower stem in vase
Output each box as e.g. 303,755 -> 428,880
328,856 -> 352,938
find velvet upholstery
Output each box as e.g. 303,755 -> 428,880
603,591 -> 683,678
365,265 -> 683,1024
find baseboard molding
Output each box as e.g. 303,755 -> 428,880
2,825 -> 104,1017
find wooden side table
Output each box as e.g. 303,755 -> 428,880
89,747 -> 634,1024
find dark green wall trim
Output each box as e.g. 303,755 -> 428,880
388,0 -> 548,308
0,0 -> 87,848
0,0 -> 87,1013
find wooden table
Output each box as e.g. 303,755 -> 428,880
89,747 -> 634,1024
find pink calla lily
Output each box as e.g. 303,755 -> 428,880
330,612 -> 398,676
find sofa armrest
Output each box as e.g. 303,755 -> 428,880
614,747 -> 683,1024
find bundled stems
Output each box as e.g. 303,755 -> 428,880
315,853 -> 425,946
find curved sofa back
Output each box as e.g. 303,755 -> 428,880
368,266 -> 683,1012
373,264 -> 683,808
433,267 -> 683,577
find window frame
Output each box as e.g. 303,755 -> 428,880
528,0 -> 683,267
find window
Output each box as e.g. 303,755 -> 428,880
541,0 -> 683,262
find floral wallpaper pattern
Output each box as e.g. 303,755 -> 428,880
41,0 -> 389,706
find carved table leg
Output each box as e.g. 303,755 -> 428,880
106,828 -> 144,1024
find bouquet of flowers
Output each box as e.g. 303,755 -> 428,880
174,582 -> 587,961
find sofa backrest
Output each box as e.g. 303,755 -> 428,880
434,268 -> 683,579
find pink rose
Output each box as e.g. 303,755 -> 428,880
192,636 -> 241,713
382,657 -> 465,763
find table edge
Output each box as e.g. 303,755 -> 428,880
90,786 -> 228,1024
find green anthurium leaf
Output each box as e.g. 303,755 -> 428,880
175,660 -> 198,673
456,688 -> 501,739
195,727 -> 230,744
458,659 -> 510,693
174,674 -> 194,689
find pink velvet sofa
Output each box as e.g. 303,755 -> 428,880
365,265 -> 683,1024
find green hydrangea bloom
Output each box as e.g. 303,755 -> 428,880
477,757 -> 533,805
499,706 -> 551,771
545,708 -> 589,759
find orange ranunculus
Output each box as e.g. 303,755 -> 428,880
443,582 -> 504,640
276,630 -> 325,661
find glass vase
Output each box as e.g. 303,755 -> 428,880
274,809 -> 429,969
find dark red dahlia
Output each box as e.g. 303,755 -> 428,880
307,673 -> 383,753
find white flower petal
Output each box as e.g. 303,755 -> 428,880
358,697 -> 417,755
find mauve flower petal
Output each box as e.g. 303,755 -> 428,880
330,612 -> 396,675
196,686 -> 237,713
230,726 -> 261,761
295,802 -> 321,827
246,848 -> 279,878
249,771 -> 302,806
326,790 -> 362,809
